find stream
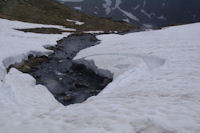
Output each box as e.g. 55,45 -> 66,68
10,34 -> 113,106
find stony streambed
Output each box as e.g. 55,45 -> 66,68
9,34 -> 113,106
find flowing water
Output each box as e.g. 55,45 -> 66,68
10,34 -> 112,106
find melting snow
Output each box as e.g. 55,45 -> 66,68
74,23 -> 200,133
0,18 -> 70,80
0,18 -> 200,133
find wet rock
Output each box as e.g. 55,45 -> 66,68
75,83 -> 89,88
63,96 -> 74,102
90,89 -> 101,94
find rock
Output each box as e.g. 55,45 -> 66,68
63,96 -> 73,102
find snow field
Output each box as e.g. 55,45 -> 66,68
74,23 -> 200,132
0,18 -> 200,133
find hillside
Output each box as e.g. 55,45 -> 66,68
63,0 -> 200,28
0,0 -> 134,32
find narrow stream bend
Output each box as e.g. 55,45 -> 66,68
10,34 -> 113,106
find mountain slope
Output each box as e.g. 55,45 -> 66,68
0,0 -> 134,32
63,0 -> 200,27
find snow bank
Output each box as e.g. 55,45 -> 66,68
0,18 -> 200,133
73,59 -> 113,78
4,68 -> 61,109
0,18 -> 70,80
74,23 -> 200,132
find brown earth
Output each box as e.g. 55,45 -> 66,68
0,0 -> 137,32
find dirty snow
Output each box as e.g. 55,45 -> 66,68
0,18 -> 200,133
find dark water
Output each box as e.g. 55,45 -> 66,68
12,34 -> 112,106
